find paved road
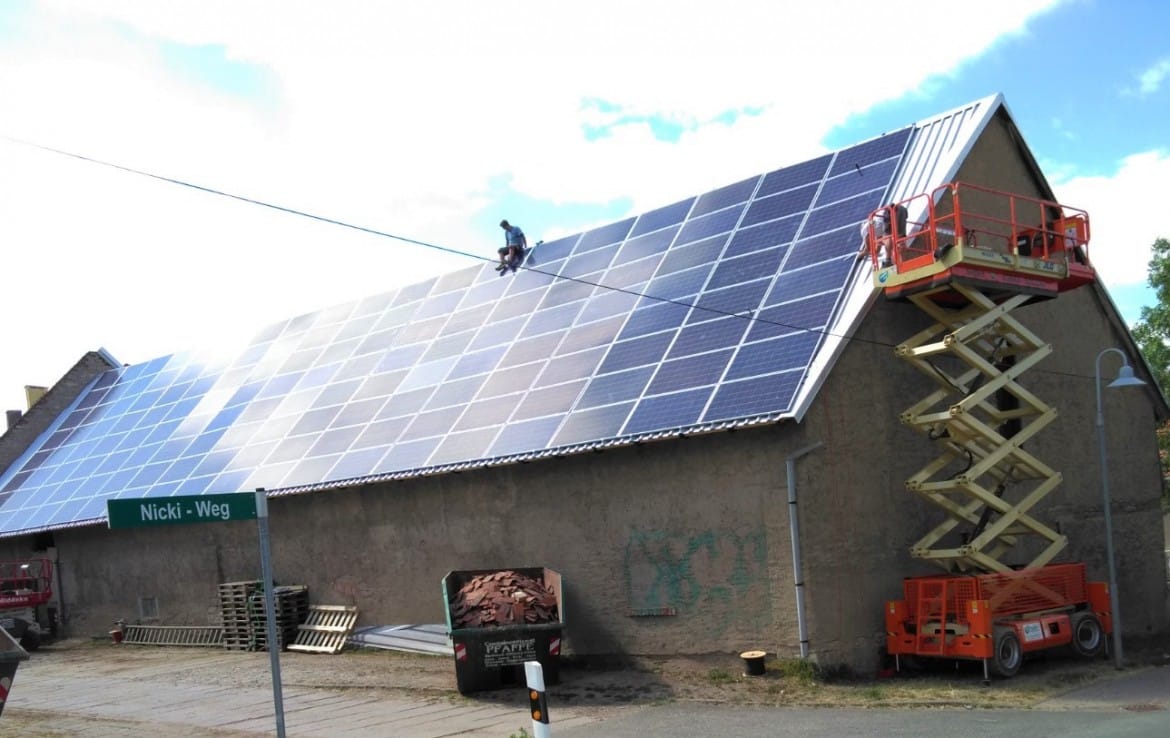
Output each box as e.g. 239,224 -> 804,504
557,666 -> 1170,738
555,703 -> 1170,738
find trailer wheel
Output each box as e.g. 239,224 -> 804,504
991,626 -> 1022,678
1069,612 -> 1104,658
20,629 -> 40,652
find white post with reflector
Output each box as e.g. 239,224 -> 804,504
524,660 -> 551,738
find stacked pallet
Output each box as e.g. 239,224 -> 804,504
219,580 -> 309,651
449,570 -> 558,628
248,585 -> 309,650
219,580 -> 262,650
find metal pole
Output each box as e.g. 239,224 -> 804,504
1094,349 -> 1125,669
785,441 -> 822,659
524,661 -> 551,738
255,488 -> 287,736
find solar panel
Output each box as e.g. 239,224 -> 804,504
0,126 -> 913,533
625,386 -> 714,434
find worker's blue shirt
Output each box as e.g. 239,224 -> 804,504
505,225 -> 525,248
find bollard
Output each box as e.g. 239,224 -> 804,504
524,660 -> 551,738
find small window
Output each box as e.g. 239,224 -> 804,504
138,596 -> 159,622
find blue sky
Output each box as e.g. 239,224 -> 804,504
0,0 -> 1167,413
826,0 -> 1170,321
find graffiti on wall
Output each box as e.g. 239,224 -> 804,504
623,527 -> 767,616
331,575 -> 375,603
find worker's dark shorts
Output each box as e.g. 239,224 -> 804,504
499,245 -> 519,255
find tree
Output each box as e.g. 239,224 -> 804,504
1130,236 -> 1170,509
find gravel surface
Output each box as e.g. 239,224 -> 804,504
2,636 -> 1164,736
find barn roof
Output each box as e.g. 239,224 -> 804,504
0,95 -> 1010,536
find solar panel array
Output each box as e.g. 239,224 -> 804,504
0,126 -> 912,534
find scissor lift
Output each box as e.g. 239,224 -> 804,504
866,183 -> 1110,678
0,559 -> 52,651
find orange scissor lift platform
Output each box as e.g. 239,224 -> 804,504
866,183 -> 1111,679
868,181 -> 1095,302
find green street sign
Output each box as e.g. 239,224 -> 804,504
107,492 -> 258,529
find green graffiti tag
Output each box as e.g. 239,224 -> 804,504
623,528 -> 766,612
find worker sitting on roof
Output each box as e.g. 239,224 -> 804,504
496,220 -> 527,272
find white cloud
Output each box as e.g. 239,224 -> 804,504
1053,150 -> 1170,287
1136,58 -> 1170,96
0,0 -> 1064,413
1050,117 -> 1077,142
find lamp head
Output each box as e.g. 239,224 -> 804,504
1107,364 -> 1146,389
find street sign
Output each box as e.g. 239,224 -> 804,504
106,492 -> 258,529
106,488 -> 285,736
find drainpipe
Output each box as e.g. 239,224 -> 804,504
786,441 -> 822,659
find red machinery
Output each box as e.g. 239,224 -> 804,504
886,564 -> 1109,679
866,184 -> 1112,679
863,181 -> 1094,300
0,559 -> 52,650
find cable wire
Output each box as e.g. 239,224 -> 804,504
0,133 -> 1100,383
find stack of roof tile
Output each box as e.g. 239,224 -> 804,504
450,570 -> 559,628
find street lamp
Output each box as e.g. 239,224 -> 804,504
1094,347 -> 1146,670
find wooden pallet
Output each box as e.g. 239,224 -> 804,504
122,624 -> 224,647
287,605 -> 359,654
248,586 -> 310,650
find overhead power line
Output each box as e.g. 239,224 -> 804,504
0,133 -> 1095,382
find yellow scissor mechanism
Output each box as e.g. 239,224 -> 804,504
865,182 -> 1095,574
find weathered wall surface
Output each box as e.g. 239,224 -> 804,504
1025,285 -> 1168,634
30,426 -> 822,659
794,298 -> 940,670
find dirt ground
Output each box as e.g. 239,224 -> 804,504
2,636 -> 1167,736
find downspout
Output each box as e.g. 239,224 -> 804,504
786,441 -> 822,659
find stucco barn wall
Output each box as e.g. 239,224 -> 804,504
32,427 -> 827,658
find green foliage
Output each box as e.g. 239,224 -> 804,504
1134,238 -> 1170,392
1132,237 -> 1170,509
777,658 -> 820,684
706,667 -> 734,684
508,728 -> 531,738
859,685 -> 886,701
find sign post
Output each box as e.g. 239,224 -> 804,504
255,488 -> 286,738
107,490 -> 286,738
